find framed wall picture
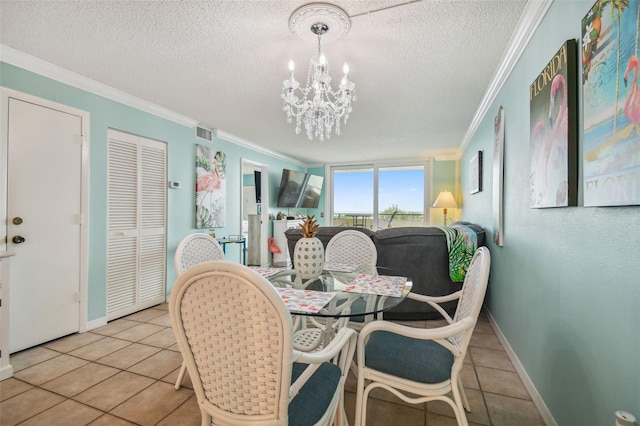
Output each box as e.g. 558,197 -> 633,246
529,39 -> 578,208
195,144 -> 227,228
493,106 -> 504,247
470,151 -> 482,194
582,0 -> 640,206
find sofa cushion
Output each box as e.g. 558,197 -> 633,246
374,227 -> 457,319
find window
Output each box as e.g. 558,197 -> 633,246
332,167 -> 373,228
330,163 -> 427,229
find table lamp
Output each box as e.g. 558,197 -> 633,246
433,191 -> 458,226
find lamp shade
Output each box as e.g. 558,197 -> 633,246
433,191 -> 458,208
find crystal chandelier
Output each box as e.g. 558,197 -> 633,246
281,4 -> 356,141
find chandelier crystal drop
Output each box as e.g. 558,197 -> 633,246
281,17 -> 356,141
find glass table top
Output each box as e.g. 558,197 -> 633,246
263,265 -> 413,318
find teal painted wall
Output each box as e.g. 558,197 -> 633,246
460,2 -> 640,424
242,173 -> 254,186
1,62 -> 305,322
305,165 -> 326,226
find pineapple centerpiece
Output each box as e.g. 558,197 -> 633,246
293,215 -> 324,279
299,214 -> 319,239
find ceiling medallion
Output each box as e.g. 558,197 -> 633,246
288,3 -> 350,43
281,3 -> 356,141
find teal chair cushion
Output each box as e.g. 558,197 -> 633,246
365,330 -> 454,384
349,298 -> 367,323
289,362 -> 341,426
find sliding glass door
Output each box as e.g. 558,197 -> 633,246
332,167 -> 373,228
331,164 -> 426,229
378,166 -> 424,228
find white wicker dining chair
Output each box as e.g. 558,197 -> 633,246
293,230 -> 378,353
292,299 -> 353,352
174,233 -> 225,275
326,230 -> 379,331
325,230 -> 377,267
355,247 -> 491,426
173,233 -> 225,389
169,261 -> 357,426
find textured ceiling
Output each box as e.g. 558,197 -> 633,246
0,0 -> 528,164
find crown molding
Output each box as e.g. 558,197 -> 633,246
1,45 -> 308,166
304,162 -> 326,169
0,44 -> 199,127
433,153 -> 460,162
459,0 -> 553,152
213,129 -> 306,167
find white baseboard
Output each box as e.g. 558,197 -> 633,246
86,317 -> 108,331
484,309 -> 557,426
0,364 -> 14,381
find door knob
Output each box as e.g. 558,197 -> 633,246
12,235 -> 25,244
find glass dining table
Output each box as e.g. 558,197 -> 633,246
253,263 -> 413,346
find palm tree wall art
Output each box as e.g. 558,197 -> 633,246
582,0 -> 640,206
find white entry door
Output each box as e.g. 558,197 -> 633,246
6,96 -> 85,353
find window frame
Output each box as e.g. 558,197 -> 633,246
325,160 -> 432,229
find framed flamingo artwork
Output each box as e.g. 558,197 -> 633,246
195,144 -> 226,228
582,0 -> 640,206
529,39 -> 578,208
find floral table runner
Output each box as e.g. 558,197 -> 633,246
343,274 -> 407,297
249,266 -> 286,278
275,288 -> 336,313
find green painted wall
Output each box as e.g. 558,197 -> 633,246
432,159 -> 457,201
1,62 -> 305,322
460,1 -> 639,424
432,159 -> 458,225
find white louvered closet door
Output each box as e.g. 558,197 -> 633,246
107,129 -> 166,320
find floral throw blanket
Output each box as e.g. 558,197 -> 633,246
435,224 -> 478,282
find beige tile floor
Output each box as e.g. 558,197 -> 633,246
0,304 -> 546,425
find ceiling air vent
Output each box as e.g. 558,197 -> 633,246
196,126 -> 213,142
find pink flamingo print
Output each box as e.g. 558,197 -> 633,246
196,159 -> 222,213
624,55 -> 640,126
531,74 -> 568,192
196,159 -> 222,193
531,122 -> 546,149
543,74 -> 568,178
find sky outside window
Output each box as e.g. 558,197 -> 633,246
333,169 -> 373,213
333,167 -> 424,213
379,167 -> 424,213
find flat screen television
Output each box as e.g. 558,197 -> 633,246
298,174 -> 324,208
277,169 -> 307,207
276,169 -> 324,209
